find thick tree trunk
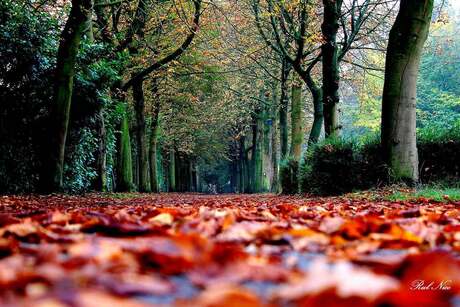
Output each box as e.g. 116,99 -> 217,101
322,0 -> 342,137
303,71 -> 323,145
279,59 -> 291,160
117,111 -> 134,191
381,0 -> 433,183
132,79 -> 150,192
44,0 -> 93,192
290,77 -> 303,160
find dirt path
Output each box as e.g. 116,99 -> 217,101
0,193 -> 459,306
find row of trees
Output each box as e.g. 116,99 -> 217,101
228,0 -> 435,192
0,0 -> 446,194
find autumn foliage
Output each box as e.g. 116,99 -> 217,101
0,193 -> 459,306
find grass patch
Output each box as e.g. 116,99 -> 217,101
102,192 -> 146,199
387,187 -> 460,202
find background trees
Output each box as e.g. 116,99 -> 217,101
0,0 -> 457,194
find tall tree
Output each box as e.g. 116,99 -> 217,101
290,76 -> 303,160
252,0 -> 324,146
279,58 -> 291,160
111,0 -> 203,192
43,0 -> 93,192
149,89 -> 161,193
117,111 -> 134,191
321,0 -> 342,137
381,0 -> 434,183
128,0 -> 150,192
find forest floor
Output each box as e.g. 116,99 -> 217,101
0,191 -> 459,306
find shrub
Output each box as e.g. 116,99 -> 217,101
300,127 -> 460,195
280,157 -> 299,194
418,125 -> 460,184
300,137 -> 388,195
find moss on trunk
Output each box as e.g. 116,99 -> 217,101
290,77 -> 303,161
149,100 -> 160,193
279,59 -> 291,160
169,150 -> 176,192
44,0 -> 93,192
322,0 -> 342,138
132,79 -> 150,192
117,111 -> 134,192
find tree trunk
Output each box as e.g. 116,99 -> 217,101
169,150 -> 176,192
271,85 -> 279,193
290,77 -> 303,161
196,164 -> 201,192
117,111 -> 134,191
44,0 -> 93,192
381,0 -> 433,183
303,71 -> 323,145
250,117 -> 258,193
191,160 -> 197,192
279,59 -> 291,160
132,79 -> 150,192
238,138 -> 247,193
149,99 -> 160,193
95,108 -> 107,191
322,0 -> 342,137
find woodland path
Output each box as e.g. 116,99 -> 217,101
0,193 -> 459,306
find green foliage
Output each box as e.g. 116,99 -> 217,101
417,19 -> 460,130
300,138 -> 388,195
0,0 -> 56,193
280,157 -> 299,195
63,128 -> 98,193
342,51 -> 384,139
0,1 -> 126,193
418,124 -> 460,184
300,126 -> 460,195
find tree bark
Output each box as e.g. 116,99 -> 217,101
149,99 -> 160,193
169,150 -> 176,192
279,59 -> 291,160
44,0 -> 93,192
117,111 -> 134,191
95,108 -> 107,191
290,77 -> 303,160
381,0 -> 433,183
132,79 -> 150,192
302,70 -> 323,145
271,86 -> 279,193
250,116 -> 258,193
322,0 -> 342,137
238,138 -> 247,193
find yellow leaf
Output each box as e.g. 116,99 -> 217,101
149,213 -> 174,225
